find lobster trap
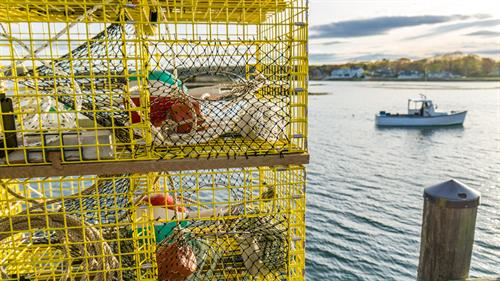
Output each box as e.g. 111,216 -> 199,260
0,166 -> 306,280
0,0 -> 308,168
0,174 -> 157,281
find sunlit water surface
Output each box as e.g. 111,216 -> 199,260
306,81 -> 500,280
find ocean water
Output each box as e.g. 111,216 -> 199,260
306,81 -> 500,280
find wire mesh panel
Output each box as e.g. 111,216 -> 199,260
0,166 -> 305,281
144,0 -> 308,158
0,0 -> 308,167
138,166 -> 306,281
0,174 -> 157,281
0,3 -> 150,166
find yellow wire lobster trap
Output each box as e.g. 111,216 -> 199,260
0,166 -> 306,281
0,0 -> 308,167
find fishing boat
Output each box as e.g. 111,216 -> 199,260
375,95 -> 467,127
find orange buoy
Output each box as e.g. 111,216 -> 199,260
142,193 -> 187,212
168,100 -> 205,133
130,97 -> 205,133
156,242 -> 197,281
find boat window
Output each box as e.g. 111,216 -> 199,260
413,101 -> 422,110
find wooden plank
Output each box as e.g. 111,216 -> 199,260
0,153 -> 309,178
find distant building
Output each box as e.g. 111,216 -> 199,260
428,71 -> 458,79
310,68 -> 325,80
489,68 -> 500,76
372,67 -> 395,78
398,71 -> 424,80
329,67 -> 364,79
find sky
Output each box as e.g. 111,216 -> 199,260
308,0 -> 500,64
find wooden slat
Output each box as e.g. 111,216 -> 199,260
0,153 -> 309,178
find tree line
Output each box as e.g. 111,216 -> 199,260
309,53 -> 500,80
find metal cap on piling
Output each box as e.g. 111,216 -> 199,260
418,179 -> 481,281
424,179 -> 480,208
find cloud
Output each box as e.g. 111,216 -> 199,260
474,49 -> 500,55
407,19 -> 500,40
465,30 -> 500,37
310,40 -> 345,46
309,52 -> 418,64
309,53 -> 337,63
346,53 -> 414,62
309,14 -> 490,38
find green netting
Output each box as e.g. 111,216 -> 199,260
155,216 -> 288,281
5,23 -> 291,159
1,171 -> 291,281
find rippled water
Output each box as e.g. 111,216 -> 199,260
306,81 -> 500,280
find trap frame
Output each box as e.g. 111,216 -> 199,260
0,2 -> 308,280
0,165 -> 306,281
0,0 -> 308,168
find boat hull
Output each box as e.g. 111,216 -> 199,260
375,111 -> 467,127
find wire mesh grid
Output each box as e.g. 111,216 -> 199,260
141,166 -> 306,281
0,174 -> 157,281
0,166 -> 305,281
0,0 -> 308,167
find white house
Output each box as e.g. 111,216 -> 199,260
397,71 -> 424,80
428,71 -> 458,79
330,67 -> 364,79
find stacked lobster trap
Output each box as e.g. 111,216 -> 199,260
0,1 -> 307,280
0,0 -> 307,165
0,167 -> 305,280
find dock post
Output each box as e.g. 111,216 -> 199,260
417,179 -> 480,281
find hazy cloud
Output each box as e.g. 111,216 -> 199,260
309,53 -> 337,63
309,52 -> 415,64
346,53 -> 411,62
407,19 -> 500,40
314,40 -> 344,46
429,49 -> 499,59
310,14 -> 490,38
474,49 -> 500,55
465,30 -> 500,37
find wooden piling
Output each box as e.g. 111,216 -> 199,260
417,179 -> 480,281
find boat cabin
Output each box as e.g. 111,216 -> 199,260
407,98 -> 445,117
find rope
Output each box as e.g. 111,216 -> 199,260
0,175 -> 140,280
0,181 -> 44,207
0,212 -> 119,281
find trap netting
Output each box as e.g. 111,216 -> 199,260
145,39 -> 290,152
154,215 -> 288,281
2,21 -> 294,163
7,23 -> 143,145
140,166 -> 305,280
0,166 -> 305,280
0,22 -> 148,165
0,175 -> 157,281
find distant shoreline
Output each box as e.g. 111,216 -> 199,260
317,77 -> 500,82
